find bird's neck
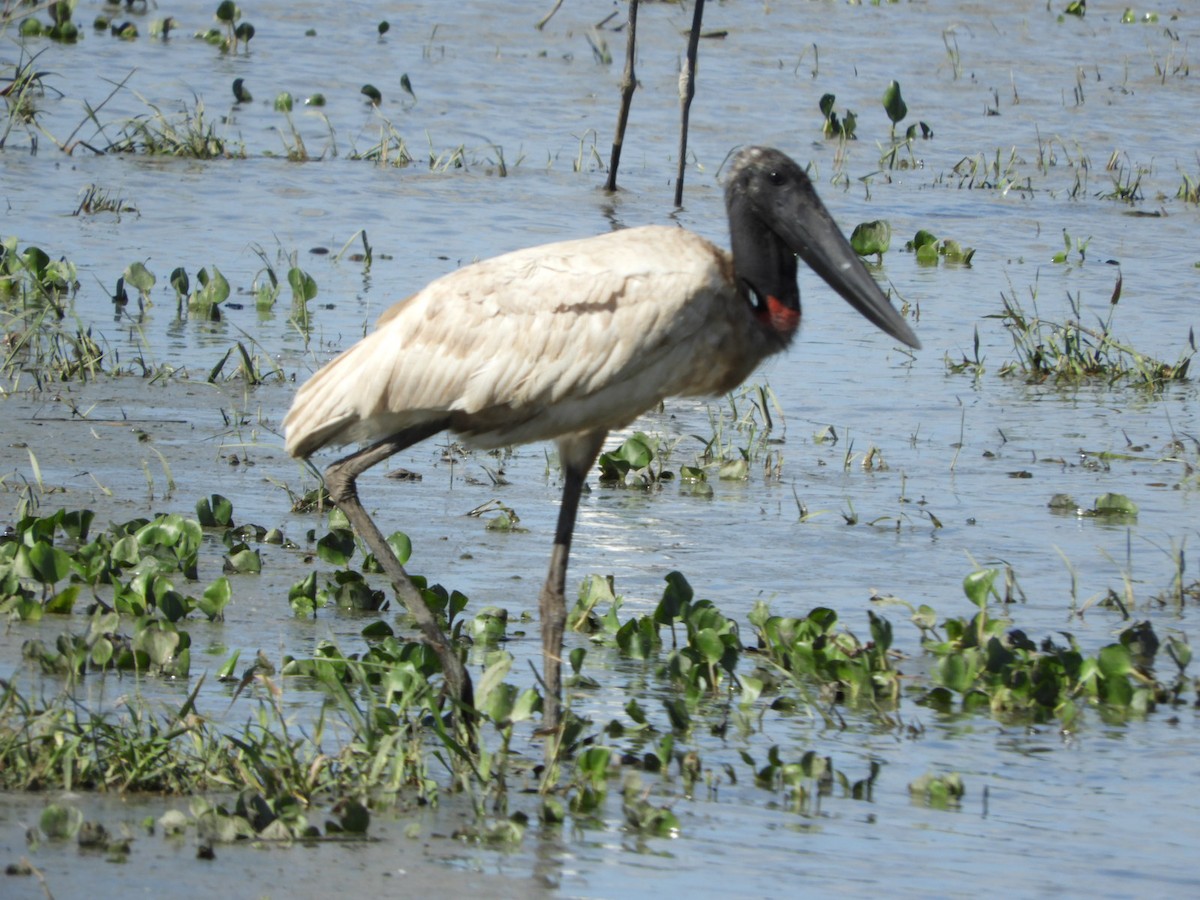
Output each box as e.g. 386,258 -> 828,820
730,223 -> 801,340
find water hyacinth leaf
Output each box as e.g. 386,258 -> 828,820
511,687 -> 539,722
909,230 -> 939,251
883,80 -> 908,124
40,804 -> 84,840
1098,643 -> 1132,679
28,542 -> 74,584
739,674 -> 763,706
868,610 -> 893,652
135,624 -> 180,668
940,240 -> 975,265
598,432 -> 655,481
317,528 -> 356,566
1092,493 -> 1138,518
963,568 -> 998,609
289,571 -> 318,615
124,261 -> 156,298
540,797 -> 566,824
915,242 -> 940,266
717,459 -> 748,480
158,587 -> 190,622
336,800 -> 370,835
656,570 -> 694,624
850,220 -> 892,257
191,266 -> 230,309
59,509 -> 94,542
137,513 -> 202,556
1166,635 -> 1192,671
169,266 -> 189,297
274,92 -> 293,113
937,651 -> 974,693
471,606 -> 508,643
569,646 -> 587,675
475,652 -> 514,717
45,584 -> 80,614
663,698 -> 691,731
90,634 -> 114,667
694,628 -> 725,665
200,576 -> 232,619
224,547 -> 262,574
625,697 -> 648,725
196,494 -> 234,528
377,531 -> 411,568
576,746 -> 612,790
287,267 -> 318,303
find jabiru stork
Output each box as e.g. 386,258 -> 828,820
284,146 -> 920,735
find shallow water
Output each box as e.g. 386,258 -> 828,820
3,1 -> 1200,897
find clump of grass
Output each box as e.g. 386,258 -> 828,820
74,184 -> 139,218
694,382 -> 784,482
950,147 -> 1032,194
108,97 -> 244,159
990,280 -> 1193,387
1097,151 -> 1146,203
0,236 -> 115,387
1177,170 -> 1200,204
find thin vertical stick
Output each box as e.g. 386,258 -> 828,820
605,0 -> 639,192
534,0 -> 564,30
674,0 -> 705,207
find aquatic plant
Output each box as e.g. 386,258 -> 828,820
995,281 -> 1194,387
109,97 -> 244,159
904,229 -> 975,266
819,93 -> 857,140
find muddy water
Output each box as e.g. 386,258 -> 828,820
3,1 -> 1200,897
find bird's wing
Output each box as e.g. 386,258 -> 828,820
284,226 -> 738,457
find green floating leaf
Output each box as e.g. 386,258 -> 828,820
962,568 -> 998,609
1097,643 -> 1132,679
850,220 -> 891,257
1092,493 -> 1138,518
40,804 -> 84,840
317,528 -> 356,566
287,267 -> 318,303
882,80 -> 908,125
196,493 -> 234,528
124,261 -> 156,297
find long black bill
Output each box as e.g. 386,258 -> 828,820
781,186 -> 920,349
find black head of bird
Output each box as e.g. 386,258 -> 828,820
725,146 -> 920,351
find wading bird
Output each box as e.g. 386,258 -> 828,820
284,146 -> 920,735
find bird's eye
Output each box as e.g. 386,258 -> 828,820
767,170 -> 784,186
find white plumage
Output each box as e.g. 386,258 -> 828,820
285,226 -> 774,459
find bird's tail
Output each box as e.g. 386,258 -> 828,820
283,345 -> 371,459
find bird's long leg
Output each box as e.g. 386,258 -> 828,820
323,422 -> 474,715
540,430 -> 607,739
